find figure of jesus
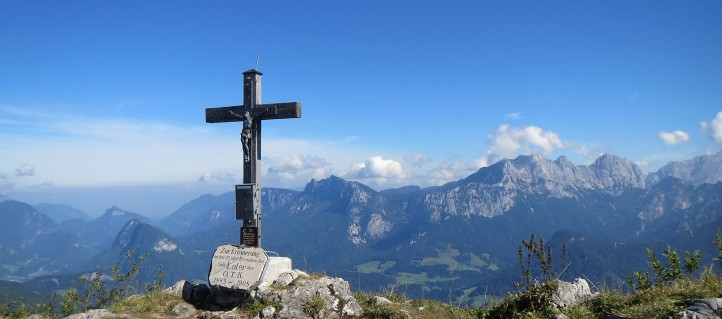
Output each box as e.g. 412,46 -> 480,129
240,111 -> 253,162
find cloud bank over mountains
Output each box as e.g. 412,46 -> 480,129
2,106 -> 722,200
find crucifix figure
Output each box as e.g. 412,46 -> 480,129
206,69 -> 302,247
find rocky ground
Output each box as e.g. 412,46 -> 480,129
27,271 -> 722,319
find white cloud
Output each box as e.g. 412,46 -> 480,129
403,153 -> 431,166
0,109 -> 243,188
505,112 -> 522,120
473,157 -> 489,169
198,172 -> 236,183
341,156 -> 409,186
426,160 -> 479,186
486,124 -> 564,163
658,130 -> 689,145
265,155 -> 331,187
634,160 -> 648,168
15,164 -> 35,176
701,111 -> 722,143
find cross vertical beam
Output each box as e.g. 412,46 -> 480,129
242,70 -> 261,245
205,69 -> 301,248
242,70 -> 261,185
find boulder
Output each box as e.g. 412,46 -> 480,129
677,298 -> 722,319
372,296 -> 393,306
165,280 -> 211,306
553,278 -> 596,308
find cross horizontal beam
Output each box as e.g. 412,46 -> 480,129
205,102 -> 302,123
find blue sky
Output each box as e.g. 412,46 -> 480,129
1,1 -> 721,217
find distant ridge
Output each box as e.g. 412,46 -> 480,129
646,151 -> 722,186
34,203 -> 92,223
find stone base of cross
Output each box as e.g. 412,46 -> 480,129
204,69 -> 301,291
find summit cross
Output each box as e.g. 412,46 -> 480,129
205,69 -> 302,247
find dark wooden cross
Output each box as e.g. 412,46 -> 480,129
206,69 -> 301,247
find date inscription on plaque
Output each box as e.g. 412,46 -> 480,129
208,244 -> 268,291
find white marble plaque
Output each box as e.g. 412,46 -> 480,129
208,244 -> 268,290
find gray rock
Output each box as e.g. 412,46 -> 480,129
372,296 -> 393,305
164,280 -> 189,298
264,275 -> 362,319
677,298 -> 722,319
274,270 -> 304,287
170,302 -> 197,317
195,310 -> 243,319
553,278 -> 596,308
261,305 -> 276,318
62,309 -> 134,319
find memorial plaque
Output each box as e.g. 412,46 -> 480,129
241,226 -> 259,247
208,244 -> 268,291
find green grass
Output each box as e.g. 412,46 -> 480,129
413,245 -> 499,273
417,245 -> 482,273
394,272 -> 459,285
356,260 -> 397,274
109,293 -> 184,318
355,292 -> 479,319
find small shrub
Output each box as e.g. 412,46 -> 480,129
560,304 -> 594,319
482,281 -> 558,319
360,303 -> 406,319
60,249 -> 154,316
517,234 -> 564,290
683,250 -> 702,274
628,245 -> 702,290
304,294 -> 326,316
1,298 -> 29,319
586,290 -> 628,318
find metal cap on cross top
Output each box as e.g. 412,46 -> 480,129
205,69 -> 302,247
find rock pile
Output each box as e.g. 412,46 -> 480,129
63,270 -> 362,319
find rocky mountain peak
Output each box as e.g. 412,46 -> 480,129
104,205 -> 125,217
293,176 -> 391,246
98,206 -> 151,223
303,175 -> 378,203
589,153 -> 645,192
646,151 -> 722,186
423,153 -> 647,221
484,153 -> 644,195
111,220 -> 178,254
305,175 -> 352,192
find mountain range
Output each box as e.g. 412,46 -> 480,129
1,151 -> 721,306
